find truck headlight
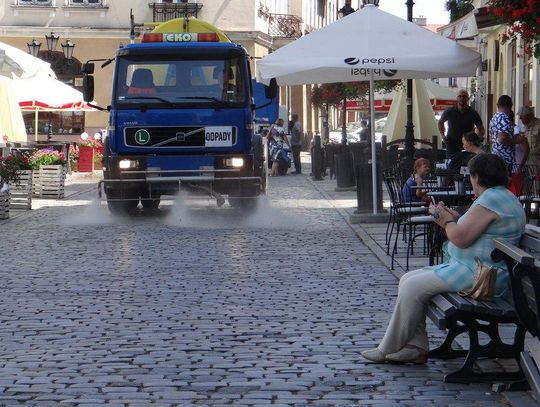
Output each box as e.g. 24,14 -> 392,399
119,159 -> 138,169
225,157 -> 244,168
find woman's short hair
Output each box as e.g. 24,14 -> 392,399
462,131 -> 482,147
468,153 -> 509,188
497,94 -> 513,108
413,157 -> 430,173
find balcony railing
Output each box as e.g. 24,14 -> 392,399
268,13 -> 302,39
149,2 -> 203,22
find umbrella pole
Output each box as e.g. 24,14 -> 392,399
370,71 -> 377,215
34,109 -> 38,142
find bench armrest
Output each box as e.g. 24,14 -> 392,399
493,239 -> 535,266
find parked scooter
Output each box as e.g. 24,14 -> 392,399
267,120 -> 291,176
273,141 -> 291,176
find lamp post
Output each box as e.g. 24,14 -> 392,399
26,39 -> 41,57
337,1 -> 357,145
403,0 -> 415,178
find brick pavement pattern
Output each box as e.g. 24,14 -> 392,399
0,170 -> 526,406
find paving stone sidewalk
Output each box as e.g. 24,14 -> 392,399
0,161 -> 537,406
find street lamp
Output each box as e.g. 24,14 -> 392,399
27,39 -> 41,57
61,39 -> 75,61
45,31 -> 59,55
403,0 -> 415,177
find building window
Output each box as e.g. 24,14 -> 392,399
17,0 -> 52,5
69,0 -> 103,5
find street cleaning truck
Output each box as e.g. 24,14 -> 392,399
82,17 -> 277,213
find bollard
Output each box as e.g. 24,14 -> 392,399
311,135 -> 323,181
335,152 -> 355,188
354,159 -> 384,213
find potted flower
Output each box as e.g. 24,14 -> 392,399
29,149 -> 67,199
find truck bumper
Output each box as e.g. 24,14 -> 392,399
100,153 -> 264,200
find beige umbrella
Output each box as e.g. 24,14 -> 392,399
383,79 -> 440,148
0,76 -> 28,143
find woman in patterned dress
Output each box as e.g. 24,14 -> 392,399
362,153 -> 526,364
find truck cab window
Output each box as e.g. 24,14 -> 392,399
116,57 -> 247,107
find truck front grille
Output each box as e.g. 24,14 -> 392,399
124,126 -> 237,148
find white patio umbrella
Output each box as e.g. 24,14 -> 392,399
256,4 -> 481,214
11,76 -> 96,140
0,41 -> 55,79
0,76 -> 27,143
383,80 -> 440,146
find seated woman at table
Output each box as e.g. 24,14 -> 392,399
362,153 -> 525,365
402,157 -> 431,204
447,131 -> 484,174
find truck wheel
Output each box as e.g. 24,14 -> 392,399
107,199 -> 138,214
229,196 -> 257,210
141,199 -> 160,210
229,186 -> 258,211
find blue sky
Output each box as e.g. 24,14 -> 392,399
379,0 -> 449,25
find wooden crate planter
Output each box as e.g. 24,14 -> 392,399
0,190 -> 9,220
32,165 -> 66,199
9,170 -> 32,210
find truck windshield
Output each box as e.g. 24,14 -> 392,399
115,55 -> 248,108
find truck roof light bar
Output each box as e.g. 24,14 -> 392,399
141,32 -> 220,43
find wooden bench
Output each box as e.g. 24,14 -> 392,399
426,224 -> 540,386
491,225 -> 540,398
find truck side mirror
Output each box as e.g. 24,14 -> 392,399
83,75 -> 94,102
82,62 -> 95,75
264,78 -> 277,99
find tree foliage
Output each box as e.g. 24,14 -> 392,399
310,80 -> 401,108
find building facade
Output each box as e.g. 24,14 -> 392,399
438,0 -> 540,131
0,0 -> 309,140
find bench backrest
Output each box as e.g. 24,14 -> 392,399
493,224 -> 540,338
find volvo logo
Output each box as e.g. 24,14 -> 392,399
176,132 -> 187,142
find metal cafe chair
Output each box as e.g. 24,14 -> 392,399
383,175 -> 430,269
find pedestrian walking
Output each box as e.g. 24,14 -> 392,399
517,105 -> 540,166
358,120 -> 370,143
290,113 -> 304,174
438,89 -> 485,159
489,95 -> 527,195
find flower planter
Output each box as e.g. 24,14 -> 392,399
32,165 -> 66,199
0,190 -> 9,220
78,146 -> 94,172
10,170 -> 32,210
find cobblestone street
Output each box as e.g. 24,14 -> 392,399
0,169 -> 532,406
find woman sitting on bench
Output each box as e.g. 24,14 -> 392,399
362,154 -> 526,364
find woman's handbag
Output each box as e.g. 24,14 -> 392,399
458,257 -> 498,301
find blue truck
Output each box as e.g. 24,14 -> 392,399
82,17 -> 277,213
